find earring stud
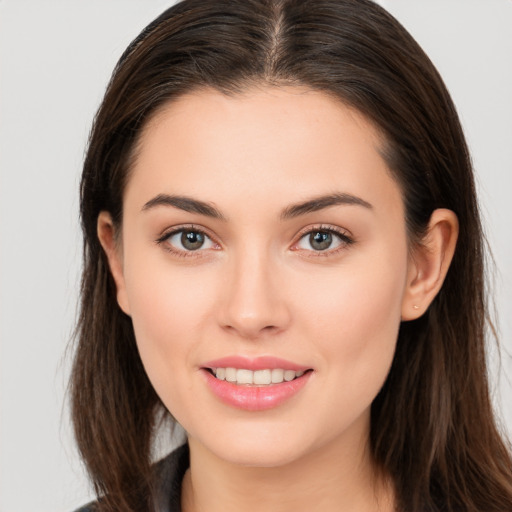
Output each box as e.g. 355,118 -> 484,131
413,305 -> 420,310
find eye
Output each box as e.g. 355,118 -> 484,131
158,227 -> 218,253
294,227 -> 353,253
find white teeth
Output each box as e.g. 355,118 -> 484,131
271,368 -> 284,383
284,370 -> 296,382
253,369 -> 272,385
225,367 -> 237,382
236,369 -> 253,384
213,367 -> 306,385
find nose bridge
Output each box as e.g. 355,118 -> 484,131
218,242 -> 289,338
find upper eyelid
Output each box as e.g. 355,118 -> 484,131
291,224 -> 355,252
157,224 -> 217,243
294,224 -> 354,241
155,225 -> 221,257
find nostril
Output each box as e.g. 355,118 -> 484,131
221,322 -> 281,339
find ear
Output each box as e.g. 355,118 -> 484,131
401,208 -> 459,321
97,211 -> 131,315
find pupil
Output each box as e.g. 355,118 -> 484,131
181,231 -> 204,250
310,231 -> 332,250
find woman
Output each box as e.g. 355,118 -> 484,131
70,0 -> 512,511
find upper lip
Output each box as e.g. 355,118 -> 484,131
201,355 -> 311,372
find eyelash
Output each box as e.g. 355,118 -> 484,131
155,224 -> 220,259
292,224 -> 355,257
155,224 -> 354,259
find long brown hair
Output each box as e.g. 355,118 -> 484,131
70,0 -> 512,510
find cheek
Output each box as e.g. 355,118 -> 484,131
299,251 -> 405,336
121,252 -> 219,403
293,243 -> 408,401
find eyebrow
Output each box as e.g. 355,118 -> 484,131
141,191 -> 372,221
142,194 -> 226,220
281,193 -> 373,219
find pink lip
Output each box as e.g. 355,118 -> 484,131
202,355 -> 309,372
202,370 -> 311,411
200,356 -> 313,411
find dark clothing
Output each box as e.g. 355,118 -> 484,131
155,443 -> 189,511
74,443 -> 189,512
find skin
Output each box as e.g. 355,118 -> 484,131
98,86 -> 458,512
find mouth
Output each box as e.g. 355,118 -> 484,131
205,367 -> 310,386
200,357 -> 313,411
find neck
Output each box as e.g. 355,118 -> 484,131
181,420 -> 395,512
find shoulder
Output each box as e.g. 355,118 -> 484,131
71,443 -> 189,512
155,443 -> 190,511
72,505 -> 96,512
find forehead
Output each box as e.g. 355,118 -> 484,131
126,86 -> 402,217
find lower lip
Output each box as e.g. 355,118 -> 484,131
202,370 -> 312,411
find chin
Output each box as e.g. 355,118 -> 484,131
186,415 -> 343,469
209,437 -> 308,468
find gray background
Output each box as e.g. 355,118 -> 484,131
1,1 -> 511,511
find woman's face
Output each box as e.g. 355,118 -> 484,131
111,86 -> 414,467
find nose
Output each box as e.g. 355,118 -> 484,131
217,248 -> 291,340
